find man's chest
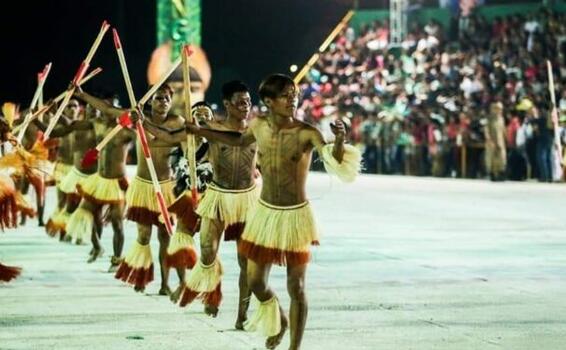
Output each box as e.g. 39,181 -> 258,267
256,128 -> 309,165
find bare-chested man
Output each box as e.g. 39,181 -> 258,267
185,74 -> 361,350
68,91 -> 134,271
145,81 -> 258,326
153,102 -> 214,297
40,99 -> 84,240
111,84 -> 186,295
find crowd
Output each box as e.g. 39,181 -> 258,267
298,7 -> 566,182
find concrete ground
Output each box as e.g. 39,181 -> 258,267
1,170 -> 566,350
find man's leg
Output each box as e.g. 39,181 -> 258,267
18,178 -> 29,225
56,189 -> 66,210
199,217 -> 224,316
28,174 -> 46,226
168,218 -> 196,295
199,218 -> 222,265
135,223 -> 152,292
287,264 -> 308,350
109,202 -> 125,272
157,225 -> 172,295
247,259 -> 288,349
35,182 -> 45,226
63,195 -> 81,243
85,201 -> 103,262
235,249 -> 251,329
53,189 -> 67,240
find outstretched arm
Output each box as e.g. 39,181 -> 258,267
188,119 -> 256,147
75,91 -> 124,118
33,116 -> 91,138
143,119 -> 186,144
310,120 -> 345,163
310,120 -> 361,182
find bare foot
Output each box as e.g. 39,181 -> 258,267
134,285 -> 145,293
87,248 -> 104,263
108,257 -> 122,273
38,220 -> 45,227
265,314 -> 288,349
204,304 -> 219,318
158,285 -> 172,296
62,235 -> 72,243
170,285 -> 184,303
234,316 -> 246,330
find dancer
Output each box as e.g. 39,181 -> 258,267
68,91 -> 134,270
0,115 -> 48,282
109,84 -> 189,295
184,74 -> 361,349
39,99 -> 85,239
145,81 -> 258,325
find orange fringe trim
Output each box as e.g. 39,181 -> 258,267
164,247 -> 197,270
0,194 -> 18,230
126,207 -> 174,227
178,283 -> 222,307
238,239 -> 319,266
168,193 -> 199,232
0,262 -> 22,282
115,262 -> 154,289
202,283 -> 222,307
76,176 -> 128,206
45,218 -> 65,237
224,222 -> 245,241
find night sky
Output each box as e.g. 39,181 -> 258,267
0,0 -> 352,107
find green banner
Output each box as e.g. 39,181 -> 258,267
157,0 -> 201,61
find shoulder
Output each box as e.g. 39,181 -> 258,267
249,115 -> 266,129
296,119 -> 320,135
167,114 -> 185,125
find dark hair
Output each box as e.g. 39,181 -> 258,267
192,101 -> 212,110
152,83 -> 174,98
258,74 -> 295,103
221,80 -> 249,101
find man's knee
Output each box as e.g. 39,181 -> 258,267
237,253 -> 247,270
287,276 -> 306,300
157,227 -> 170,246
112,221 -> 124,238
137,224 -> 151,245
248,275 -> 267,294
200,244 -> 216,265
109,204 -> 124,223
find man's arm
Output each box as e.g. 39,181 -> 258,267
75,91 -> 124,118
143,120 -> 186,144
188,120 -> 256,147
34,117 -> 92,138
309,121 -> 345,163
310,119 -> 361,183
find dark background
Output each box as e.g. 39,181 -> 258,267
0,0 -> 532,106
0,0 -> 352,106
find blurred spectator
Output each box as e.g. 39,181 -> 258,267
298,7 -> 566,182
484,101 -> 507,181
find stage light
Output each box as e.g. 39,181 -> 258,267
290,64 -> 298,73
